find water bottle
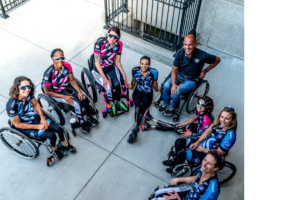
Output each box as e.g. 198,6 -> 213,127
175,167 -> 189,177
107,104 -> 112,113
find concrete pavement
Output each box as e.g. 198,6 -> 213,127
0,0 -> 244,199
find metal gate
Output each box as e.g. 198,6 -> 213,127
103,0 -> 202,51
0,0 -> 29,19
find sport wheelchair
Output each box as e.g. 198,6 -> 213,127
37,78 -> 99,136
0,108 -> 72,167
80,54 -> 133,118
153,73 -> 210,122
167,145 -> 237,185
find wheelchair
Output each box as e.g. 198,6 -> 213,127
80,54 -> 133,118
153,72 -> 210,122
37,78 -> 99,136
167,145 -> 237,186
0,108 -> 72,167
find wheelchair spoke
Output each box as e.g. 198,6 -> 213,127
40,98 -> 61,124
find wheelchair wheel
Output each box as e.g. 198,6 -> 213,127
186,80 -> 209,114
81,67 -> 98,103
0,128 -> 39,159
38,94 -> 65,126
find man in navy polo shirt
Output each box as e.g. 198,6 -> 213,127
160,34 -> 221,115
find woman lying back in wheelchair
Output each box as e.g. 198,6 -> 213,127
43,48 -> 99,133
162,106 -> 237,173
149,150 -> 224,200
6,76 -> 76,159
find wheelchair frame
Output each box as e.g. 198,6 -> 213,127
153,72 -> 210,122
0,108 -> 71,167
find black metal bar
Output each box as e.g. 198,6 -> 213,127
103,0 -> 109,29
163,0 -> 171,41
0,0 -> 9,19
158,0 -> 165,40
176,0 -> 187,51
193,0 -> 201,30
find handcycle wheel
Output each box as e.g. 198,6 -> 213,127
0,127 -> 39,159
38,94 -> 65,126
186,80 -> 209,114
81,67 -> 98,103
191,161 -> 236,185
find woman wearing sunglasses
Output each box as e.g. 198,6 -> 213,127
163,107 -> 237,174
42,48 -> 99,133
150,150 -> 224,200
92,26 -> 128,114
6,76 -> 76,159
126,55 -> 160,143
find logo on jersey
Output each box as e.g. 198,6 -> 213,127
44,76 -> 48,80
96,45 -> 99,48
223,142 -> 231,148
10,110 -> 15,114
193,158 -> 200,163
204,125 -> 209,129
217,133 -> 223,140
113,47 -> 118,52
63,70 -> 68,76
194,59 -> 199,63
199,185 -> 204,191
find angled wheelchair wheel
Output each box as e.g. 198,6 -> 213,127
81,67 -> 98,103
0,128 -> 39,159
38,94 -> 65,126
75,78 -> 91,99
186,80 -> 210,114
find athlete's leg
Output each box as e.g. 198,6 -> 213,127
151,186 -> 192,200
92,69 -> 113,101
162,77 -> 172,108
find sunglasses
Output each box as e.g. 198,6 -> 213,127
197,101 -> 206,108
19,85 -> 32,90
212,150 -> 224,161
53,56 -> 65,61
108,33 -> 119,40
140,55 -> 151,61
224,106 -> 235,112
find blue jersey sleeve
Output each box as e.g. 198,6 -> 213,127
219,129 -> 236,152
132,66 -> 140,79
149,67 -> 158,81
199,178 -> 219,200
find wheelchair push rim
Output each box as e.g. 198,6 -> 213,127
81,67 -> 98,103
186,80 -> 210,114
37,94 -> 65,126
0,127 -> 39,159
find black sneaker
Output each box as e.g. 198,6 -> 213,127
86,116 -> 99,126
143,109 -> 153,121
162,159 -> 176,166
54,149 -> 65,159
164,107 -> 175,116
166,165 -> 175,174
159,104 -> 167,112
58,142 -> 77,153
81,122 -> 91,133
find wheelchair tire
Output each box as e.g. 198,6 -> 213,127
186,80 -> 210,114
0,127 -> 39,159
191,161 -> 236,185
38,94 -> 65,126
81,67 -> 98,103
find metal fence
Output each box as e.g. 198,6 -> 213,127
103,0 -> 202,51
0,0 -> 29,19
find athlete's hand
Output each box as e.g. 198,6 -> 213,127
175,123 -> 186,128
180,129 -> 193,138
103,78 -> 112,88
157,86 -> 161,91
163,190 -> 181,200
199,71 -> 206,79
78,91 -> 86,101
169,178 -> 179,186
171,83 -> 180,95
64,95 -> 74,105
122,74 -> 128,86
38,123 -> 47,131
40,117 -> 49,130
190,142 -> 199,150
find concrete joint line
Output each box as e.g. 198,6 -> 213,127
219,0 -> 244,7
85,0 -> 104,8
0,94 -> 9,99
206,0 -> 220,46
69,39 -> 98,61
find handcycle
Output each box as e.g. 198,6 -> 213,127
0,108 -> 73,167
153,72 -> 210,122
37,77 -> 99,136
80,54 -> 133,118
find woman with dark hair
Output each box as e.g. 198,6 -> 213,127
6,76 -> 76,159
150,150 -> 224,200
92,26 -> 128,116
163,107 -> 237,174
42,48 -> 99,133
126,55 -> 160,143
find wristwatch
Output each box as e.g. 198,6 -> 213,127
171,81 -> 175,84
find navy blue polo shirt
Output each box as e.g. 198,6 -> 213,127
173,48 -> 216,79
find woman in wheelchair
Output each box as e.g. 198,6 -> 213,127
141,96 -> 214,135
42,48 -> 99,133
127,55 -> 160,143
6,76 -> 76,159
163,107 -> 237,174
92,26 -> 128,116
149,150 -> 224,200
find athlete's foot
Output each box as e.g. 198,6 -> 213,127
164,106 -> 175,116
81,122 -> 91,133
86,116 -> 99,126
54,148 -> 67,159
162,159 -> 176,166
159,104 -> 167,112
117,101 -> 128,112
58,142 -> 77,153
142,117 -> 151,131
143,109 -> 153,121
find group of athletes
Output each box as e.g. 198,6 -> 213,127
5,26 -> 238,200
